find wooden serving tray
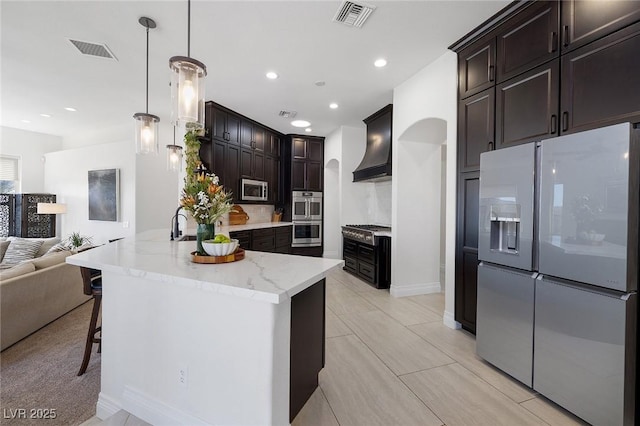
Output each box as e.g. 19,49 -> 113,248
191,248 -> 245,264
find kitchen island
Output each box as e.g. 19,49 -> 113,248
66,229 -> 343,425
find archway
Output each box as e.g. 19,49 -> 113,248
391,118 -> 447,298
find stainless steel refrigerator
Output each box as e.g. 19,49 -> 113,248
476,122 -> 638,425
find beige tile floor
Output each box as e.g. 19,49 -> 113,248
83,268 -> 587,426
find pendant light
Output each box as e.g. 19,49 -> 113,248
134,17 -> 160,155
169,0 -> 207,129
166,127 -> 183,172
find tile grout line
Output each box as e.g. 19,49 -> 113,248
317,383 -> 342,426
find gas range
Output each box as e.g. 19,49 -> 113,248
342,224 -> 392,246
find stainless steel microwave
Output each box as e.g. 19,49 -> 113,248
241,179 -> 268,201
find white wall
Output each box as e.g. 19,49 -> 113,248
1,126 -> 63,193
44,141 -> 137,244
392,51 -> 460,329
135,151 -> 180,234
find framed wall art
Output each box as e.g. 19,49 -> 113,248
88,168 -> 119,221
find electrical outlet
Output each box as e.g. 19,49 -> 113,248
178,364 -> 188,388
122,221 -> 129,228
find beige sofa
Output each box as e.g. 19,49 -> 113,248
0,245 -> 90,351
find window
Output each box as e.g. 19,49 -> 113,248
0,155 -> 20,193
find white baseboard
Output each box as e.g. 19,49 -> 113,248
390,281 -> 441,297
323,250 -> 341,259
96,392 -> 122,420
122,386 -> 208,425
443,310 -> 461,330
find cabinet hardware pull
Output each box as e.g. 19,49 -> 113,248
550,114 -> 557,134
488,65 -> 495,82
561,111 -> 569,132
488,141 -> 494,151
550,32 -> 558,53
562,25 -> 569,48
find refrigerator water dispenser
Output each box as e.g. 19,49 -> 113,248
490,204 -> 521,253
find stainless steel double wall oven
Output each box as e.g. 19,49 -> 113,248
291,191 -> 322,247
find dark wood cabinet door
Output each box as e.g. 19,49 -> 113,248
212,106 -> 227,142
271,134 -> 281,158
293,138 -> 307,159
458,88 -> 495,172
561,22 -> 640,134
226,112 -> 241,145
253,151 -> 265,181
561,0 -> 640,52
212,141 -> 226,187
307,161 -> 323,191
240,148 -> 253,179
292,160 -> 306,190
308,139 -> 323,162
496,60 -> 559,148
455,172 -> 480,333
496,1 -> 559,83
458,36 -> 496,99
226,144 -> 241,198
240,120 -> 253,149
253,126 -> 265,152
264,156 -> 274,201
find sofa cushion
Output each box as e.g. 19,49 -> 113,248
7,237 -> 60,258
0,239 -> 43,269
0,261 -> 36,280
46,242 -> 68,254
0,241 -> 10,262
31,251 -> 71,270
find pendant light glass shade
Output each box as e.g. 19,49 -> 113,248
134,17 -> 159,155
166,144 -> 183,171
134,113 -> 160,154
169,56 -> 206,129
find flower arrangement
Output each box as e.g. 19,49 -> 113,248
180,129 -> 234,225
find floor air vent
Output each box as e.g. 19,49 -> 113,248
333,1 -> 376,28
68,39 -> 117,60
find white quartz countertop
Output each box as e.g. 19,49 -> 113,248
66,228 -> 342,304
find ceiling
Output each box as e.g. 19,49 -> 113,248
1,1 -> 509,147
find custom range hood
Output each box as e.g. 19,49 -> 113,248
353,104 -> 393,182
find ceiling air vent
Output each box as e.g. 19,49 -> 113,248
333,1 -> 376,28
68,39 -> 117,60
279,110 -> 297,118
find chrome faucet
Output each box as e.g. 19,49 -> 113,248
170,206 -> 187,241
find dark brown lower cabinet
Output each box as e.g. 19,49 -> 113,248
455,172 -> 480,333
230,225 -> 292,254
561,21 -> 640,134
290,279 -> 325,422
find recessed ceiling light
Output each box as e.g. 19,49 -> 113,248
291,120 -> 311,128
305,128 -> 312,133
374,58 -> 387,68
65,107 -> 77,112
21,119 -> 30,123
329,103 -> 339,109
266,71 -> 278,80
40,114 -> 51,118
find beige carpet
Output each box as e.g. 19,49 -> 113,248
1,301 -> 101,425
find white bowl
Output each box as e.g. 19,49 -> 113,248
202,239 -> 239,257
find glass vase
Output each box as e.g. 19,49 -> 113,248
196,223 -> 215,255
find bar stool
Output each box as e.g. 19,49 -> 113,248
78,266 -> 102,376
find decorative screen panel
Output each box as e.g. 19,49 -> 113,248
15,194 -> 56,238
0,194 -> 15,237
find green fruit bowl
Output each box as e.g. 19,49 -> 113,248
202,239 -> 239,257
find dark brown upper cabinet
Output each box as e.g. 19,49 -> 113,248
207,103 -> 240,145
458,35 -> 496,99
289,136 -> 324,191
458,88 -> 495,172
266,132 -> 281,158
561,0 -> 640,52
292,137 -> 323,161
496,1 -> 559,83
496,60 -> 559,148
241,120 -> 265,152
561,21 -> 640,134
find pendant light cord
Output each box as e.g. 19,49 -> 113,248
145,25 -> 149,114
187,0 -> 191,58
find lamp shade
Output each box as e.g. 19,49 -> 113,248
169,56 -> 206,129
134,113 -> 160,154
37,202 -> 67,214
166,144 -> 183,172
